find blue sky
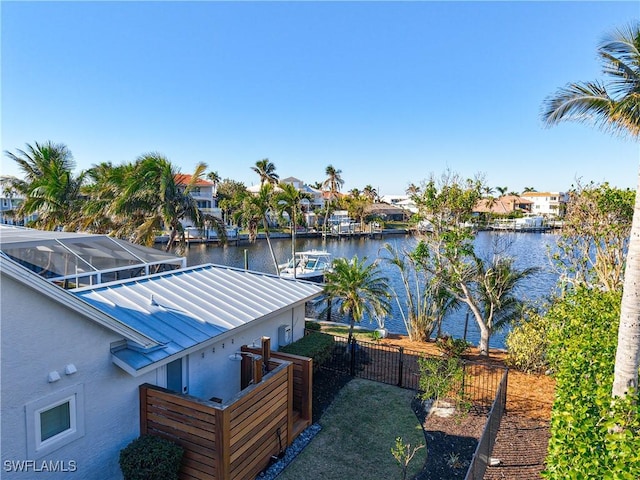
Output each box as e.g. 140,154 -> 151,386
2,1 -> 638,196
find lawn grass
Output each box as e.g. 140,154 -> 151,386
320,325 -> 380,342
278,378 -> 426,480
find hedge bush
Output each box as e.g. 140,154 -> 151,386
505,311 -> 549,374
543,288 -> 640,479
435,335 -> 471,358
279,331 -> 335,370
119,435 -> 183,480
305,320 -> 321,331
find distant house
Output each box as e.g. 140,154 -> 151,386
365,202 -> 410,222
1,226 -> 322,479
248,177 -> 325,213
520,191 -> 568,217
474,195 -> 533,215
0,188 -> 36,225
174,174 -> 221,216
280,177 -> 325,211
379,195 -> 417,214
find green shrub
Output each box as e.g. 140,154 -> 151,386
505,312 -> 549,374
543,288 -> 640,479
418,356 -> 463,403
435,335 -> 471,358
305,320 -> 321,331
280,331 -> 335,370
119,435 -> 183,480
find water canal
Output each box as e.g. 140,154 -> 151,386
183,231 -> 560,350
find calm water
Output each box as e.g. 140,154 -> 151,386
183,231 -> 559,349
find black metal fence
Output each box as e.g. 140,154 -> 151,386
464,368 -> 509,480
316,332 -> 506,409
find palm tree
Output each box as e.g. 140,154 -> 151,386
235,183 -> 280,274
406,183 -> 421,197
472,256 -> 539,355
542,23 -> 640,398
112,154 -> 224,252
495,186 -> 508,197
380,242 -> 455,342
81,161 -> 133,234
2,141 -> 85,230
207,170 -> 221,198
276,182 -> 312,276
251,158 -> 279,186
362,185 -> 378,202
316,256 -> 392,344
321,164 -> 344,235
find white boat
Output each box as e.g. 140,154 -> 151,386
279,250 -> 333,282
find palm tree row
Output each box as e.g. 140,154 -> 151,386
1,149 -> 226,252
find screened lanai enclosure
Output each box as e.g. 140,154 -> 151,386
0,225 -> 185,288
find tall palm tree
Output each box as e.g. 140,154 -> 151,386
321,164 -> 344,235
251,158 -> 279,186
276,182 -> 312,276
2,141 -> 85,230
362,185 -> 378,202
112,154 -> 223,252
235,183 -> 280,274
406,183 -> 421,197
316,256 -> 391,344
81,161 -> 133,234
207,170 -> 221,198
542,23 -> 640,398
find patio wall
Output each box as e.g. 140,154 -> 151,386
140,352 -> 313,480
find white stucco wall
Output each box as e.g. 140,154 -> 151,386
0,275 -> 158,479
1,272 -> 310,479
186,303 -> 306,401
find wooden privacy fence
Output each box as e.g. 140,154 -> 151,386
139,350 -> 313,480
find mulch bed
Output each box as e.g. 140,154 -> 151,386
412,398 -> 488,479
483,415 -> 550,479
312,366 -> 551,480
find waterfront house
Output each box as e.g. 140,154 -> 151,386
474,195 -> 534,215
520,191 -> 568,217
1,226 -> 321,479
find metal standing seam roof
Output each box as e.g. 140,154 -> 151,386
72,264 -> 323,375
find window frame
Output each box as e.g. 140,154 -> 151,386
26,384 -> 85,459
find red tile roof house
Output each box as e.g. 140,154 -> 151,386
1,226 -> 321,479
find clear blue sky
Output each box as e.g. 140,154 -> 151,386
2,1 -> 638,196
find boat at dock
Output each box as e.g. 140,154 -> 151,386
279,250 -> 333,282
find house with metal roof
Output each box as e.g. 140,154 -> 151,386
1,227 -> 322,479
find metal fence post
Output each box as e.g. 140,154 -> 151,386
350,338 -> 357,377
397,347 -> 404,387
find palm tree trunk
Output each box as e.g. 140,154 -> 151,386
612,171 -> 640,397
291,207 -> 297,279
347,312 -> 356,345
262,217 -> 280,275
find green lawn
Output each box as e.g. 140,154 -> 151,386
278,378 -> 426,480
319,325 -> 381,342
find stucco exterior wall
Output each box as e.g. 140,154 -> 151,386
186,303 -> 306,401
1,274 -> 158,479
1,272 -> 309,479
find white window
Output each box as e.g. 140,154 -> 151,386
26,385 -> 85,458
